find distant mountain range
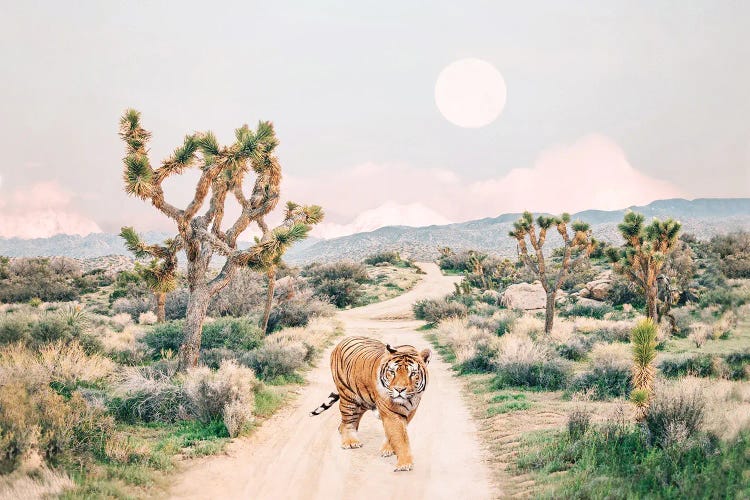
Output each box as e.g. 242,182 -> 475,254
3,198 -> 749,264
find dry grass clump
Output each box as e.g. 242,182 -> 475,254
110,366 -> 192,423
645,378 -> 705,447
677,377 -> 750,440
239,333 -> 309,381
688,323 -> 711,348
510,315 -> 544,337
573,318 -> 633,342
110,312 -> 133,330
493,333 -> 570,390
104,432 -> 152,464
0,341 -> 115,388
138,311 -> 158,325
435,319 -> 500,364
0,465 -> 75,499
183,360 -> 259,424
223,400 -> 254,438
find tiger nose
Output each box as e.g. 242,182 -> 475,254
393,386 -> 406,393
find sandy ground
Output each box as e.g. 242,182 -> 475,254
170,263 -> 494,500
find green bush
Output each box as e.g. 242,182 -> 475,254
569,365 -> 631,400
413,298 -> 468,324
0,314 -> 33,345
302,262 -> 369,308
519,423 -> 749,498
561,302 -> 613,319
556,336 -> 592,361
143,318 -> 263,359
266,292 -> 334,332
363,251 -> 401,265
659,355 -> 714,378
239,337 -> 308,382
492,360 -> 570,391
645,384 -> 705,448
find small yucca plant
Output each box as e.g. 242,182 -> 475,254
631,318 -> 657,419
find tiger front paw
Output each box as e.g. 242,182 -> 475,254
394,461 -> 413,472
341,438 -> 363,449
380,441 -> 395,457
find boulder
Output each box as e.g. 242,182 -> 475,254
501,282 -> 546,310
582,270 -> 613,301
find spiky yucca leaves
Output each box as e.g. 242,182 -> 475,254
607,212 -> 681,321
630,318 -> 658,419
119,227 -> 179,323
510,211 -> 595,334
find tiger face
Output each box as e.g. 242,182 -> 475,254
379,344 -> 431,405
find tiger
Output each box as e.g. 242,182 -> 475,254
310,336 -> 431,472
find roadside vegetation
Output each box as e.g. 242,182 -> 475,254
0,248 -> 421,497
425,221 -> 750,498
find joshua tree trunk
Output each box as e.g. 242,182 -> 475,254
155,292 -> 166,323
178,285 -> 211,370
646,285 -> 658,323
261,266 -> 276,334
544,290 -> 556,334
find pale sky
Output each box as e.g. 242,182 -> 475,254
1,1 -> 748,239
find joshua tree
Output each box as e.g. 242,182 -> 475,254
510,211 -> 594,334
118,110 -> 323,370
119,227 -> 178,323
630,318 -> 657,420
606,212 -> 681,322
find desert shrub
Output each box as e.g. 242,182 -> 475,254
223,400 -> 254,438
209,268 -> 266,317
108,367 -> 192,424
413,298 -> 467,324
112,296 -> 154,320
567,409 -> 591,440
165,287 -> 189,320
493,334 -> 570,390
434,318 -> 499,371
556,335 -> 593,361
699,286 -> 750,312
138,311 -> 158,325
202,319 -> 263,351
143,318 -> 263,359
688,323 -> 710,348
660,351 -> 750,381
659,354 -> 714,378
561,302 -> 613,319
645,381 -> 705,448
239,334 -> 309,381
559,261 -> 598,292
266,292 -> 334,332
363,251 -> 401,265
302,262 -> 369,308
519,422 -> 750,498
0,343 -> 116,472
607,277 -> 646,308
0,257 -> 83,303
572,318 -> 632,343
183,361 -> 258,423
457,340 -> 498,374
199,348 -> 237,370
468,310 -> 518,336
0,313 -> 33,345
571,365 -> 630,400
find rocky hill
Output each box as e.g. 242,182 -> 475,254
2,198 -> 749,264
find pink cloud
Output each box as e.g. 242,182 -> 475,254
0,180 -> 101,238
284,134 -> 687,238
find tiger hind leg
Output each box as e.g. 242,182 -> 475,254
338,398 -> 365,449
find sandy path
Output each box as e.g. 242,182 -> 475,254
170,263 -> 494,500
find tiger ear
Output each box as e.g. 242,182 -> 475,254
420,348 -> 431,364
386,344 -> 397,354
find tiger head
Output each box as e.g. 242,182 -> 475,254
379,344 -> 431,405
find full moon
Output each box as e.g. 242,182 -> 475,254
435,58 -> 507,128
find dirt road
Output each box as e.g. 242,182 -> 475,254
170,263 -> 494,500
